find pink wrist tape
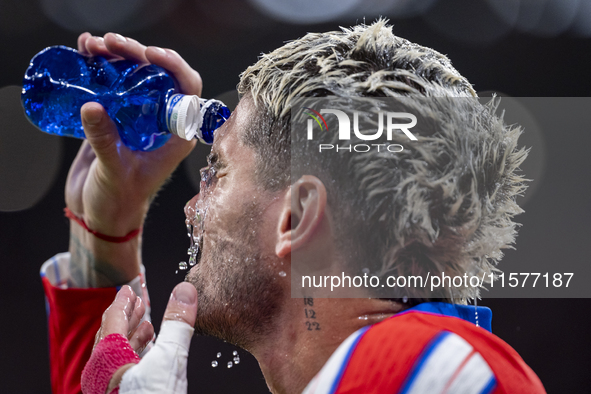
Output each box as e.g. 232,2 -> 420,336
81,333 -> 140,394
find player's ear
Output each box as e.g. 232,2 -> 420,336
275,175 -> 327,258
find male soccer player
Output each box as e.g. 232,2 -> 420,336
41,21 -> 545,393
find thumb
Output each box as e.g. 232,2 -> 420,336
163,282 -> 198,326
81,102 -> 122,164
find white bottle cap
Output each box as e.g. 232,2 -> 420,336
166,94 -> 202,141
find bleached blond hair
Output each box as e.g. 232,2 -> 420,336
237,20 -> 528,302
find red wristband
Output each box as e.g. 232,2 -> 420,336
64,207 -> 142,243
81,333 -> 140,394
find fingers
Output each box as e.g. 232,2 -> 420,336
80,102 -> 123,167
163,282 -> 198,327
103,33 -> 149,64
93,286 -> 152,354
84,36 -> 108,57
79,32 -> 202,96
127,295 -> 152,353
113,284 -> 196,392
77,32 -> 92,55
79,35 -> 124,60
129,321 -> 154,354
100,285 -> 137,339
128,296 -> 145,333
145,47 -> 203,96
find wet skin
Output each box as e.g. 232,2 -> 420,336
182,96 -> 407,394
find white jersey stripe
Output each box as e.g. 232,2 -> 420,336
301,326 -> 369,394
401,332 -> 475,394
443,352 -> 496,394
302,328 -> 497,394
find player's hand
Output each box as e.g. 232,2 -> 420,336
66,33 -> 202,285
93,285 -> 154,355
84,283 -> 198,394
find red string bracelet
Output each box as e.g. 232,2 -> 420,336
64,207 -> 141,243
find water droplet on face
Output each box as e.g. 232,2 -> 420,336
186,222 -> 199,267
200,168 -> 208,183
402,296 -> 408,303
279,271 -> 286,277
179,195 -> 211,273
232,350 -> 238,356
178,261 -> 188,270
217,352 -> 221,358
227,361 -> 233,368
200,166 -> 217,187
211,360 -> 218,367
188,254 -> 197,267
185,204 -> 195,223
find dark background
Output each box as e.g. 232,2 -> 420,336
1,0 -> 591,392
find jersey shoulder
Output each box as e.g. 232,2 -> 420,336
304,311 -> 545,394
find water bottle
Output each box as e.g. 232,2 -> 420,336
21,45 -> 230,151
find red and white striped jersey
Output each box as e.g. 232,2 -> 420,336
303,303 -> 545,394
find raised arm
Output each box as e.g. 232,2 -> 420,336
42,33 -> 203,394
66,32 -> 202,287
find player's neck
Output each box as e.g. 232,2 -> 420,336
252,297 -> 407,394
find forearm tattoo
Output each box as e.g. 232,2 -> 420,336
69,233 -> 129,287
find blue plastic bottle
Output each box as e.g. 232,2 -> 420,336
21,46 -> 230,150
